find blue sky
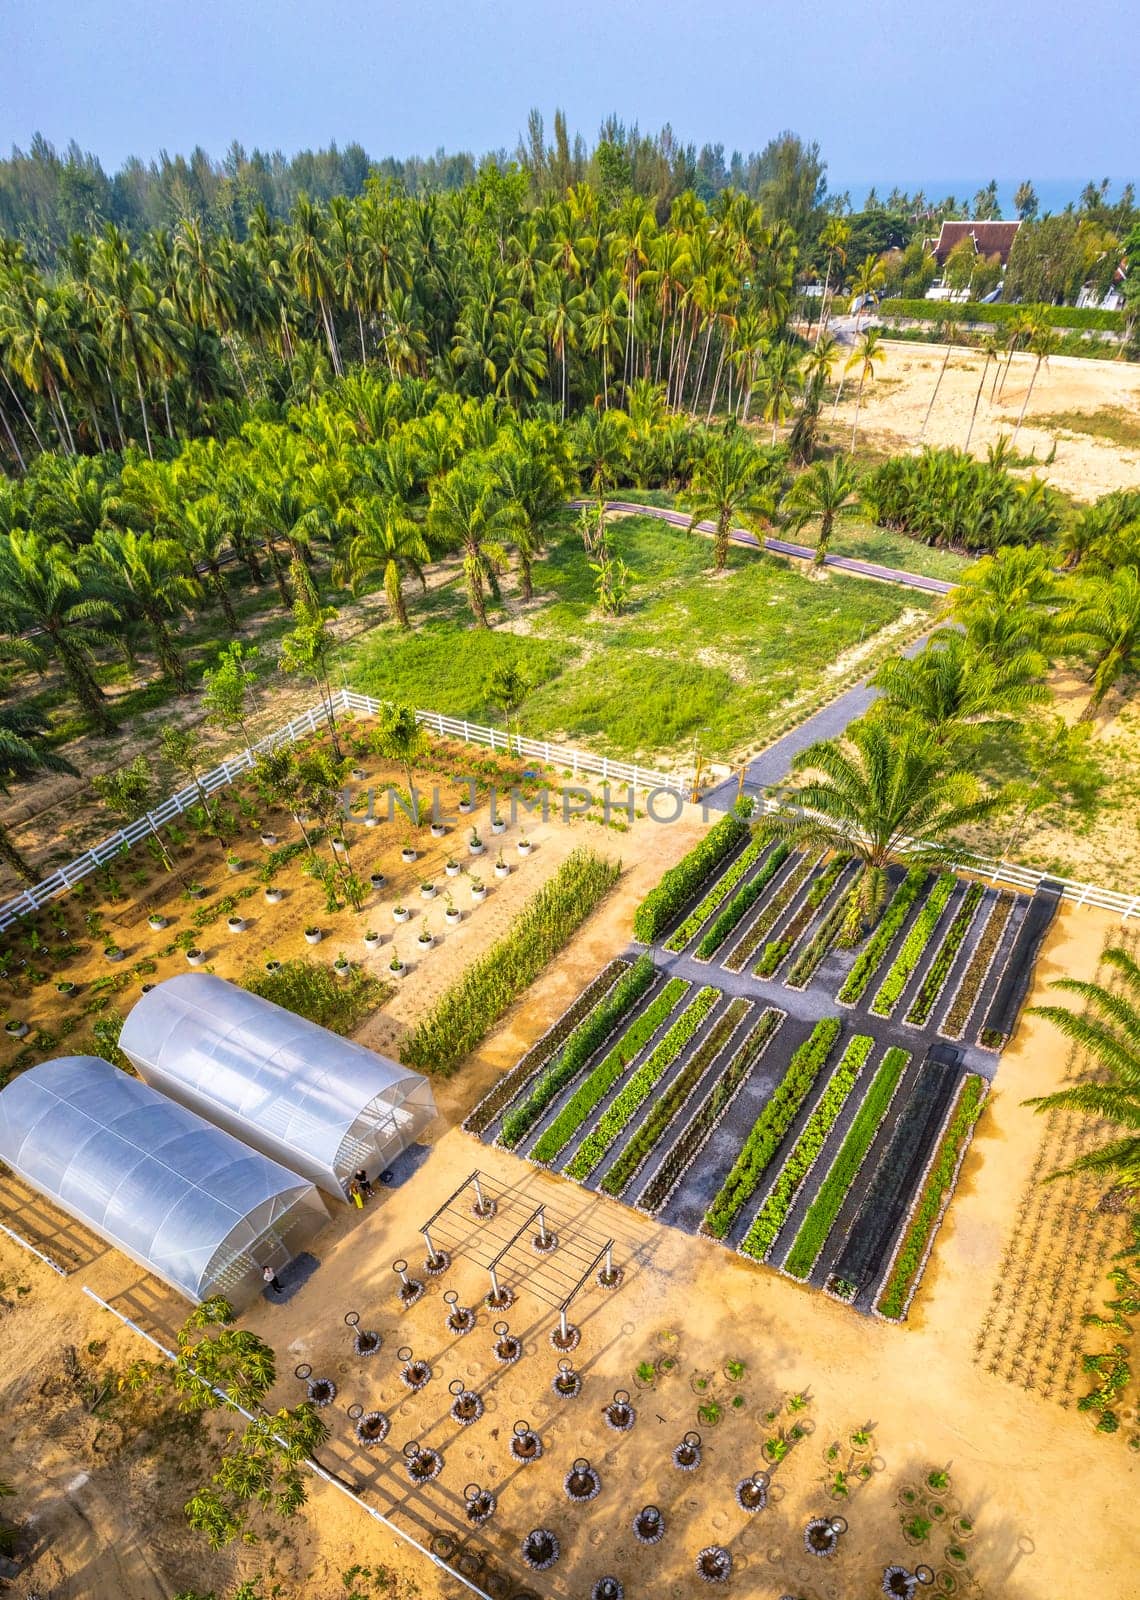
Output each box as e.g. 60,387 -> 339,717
3,0 -> 1135,192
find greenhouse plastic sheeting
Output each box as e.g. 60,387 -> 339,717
119,974 -> 436,1197
0,1057 -> 328,1304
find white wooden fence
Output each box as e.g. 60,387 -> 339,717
1,689 -> 1137,931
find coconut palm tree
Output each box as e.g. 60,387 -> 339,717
0,530 -> 121,733
781,456 -> 861,568
334,496 -> 429,627
87,528 -> 200,691
850,253 -> 886,329
871,632 -> 1047,740
758,340 -> 803,444
918,318 -> 962,443
817,217 -> 850,332
769,719 -> 1008,942
0,706 -> 77,884
1060,565 -> 1140,720
1024,946 -> 1140,1188
847,328 -> 885,450
1011,326 -> 1057,448
428,464 -> 512,628
686,430 -> 778,572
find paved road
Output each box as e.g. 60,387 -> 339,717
572,499 -> 955,597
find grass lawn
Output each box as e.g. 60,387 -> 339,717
1032,406 -> 1140,451
351,511 -> 929,763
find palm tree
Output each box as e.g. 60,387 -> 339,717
334,497 -> 429,627
945,544 -> 1058,663
497,436 -> 567,600
428,465 -> 512,628
1024,946 -> 1140,1188
850,253 -> 886,329
758,340 -> 802,444
0,706 -> 77,884
484,660 -> 530,744
87,529 -> 200,691
686,430 -> 777,572
817,217 -> 850,333
847,328 -> 885,450
1011,326 -> 1057,448
964,334 -> 1000,453
1060,565 -> 1140,720
0,530 -> 120,733
871,632 -> 1047,740
92,225 -> 168,458
169,496 -> 237,629
781,456 -> 861,568
769,719 -> 1008,942
918,318 -> 961,442
582,268 -> 629,409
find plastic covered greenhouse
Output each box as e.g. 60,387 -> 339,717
0,1057 -> 328,1305
119,974 -> 436,1198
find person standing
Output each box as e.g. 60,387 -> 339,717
355,1168 -> 373,1200
262,1264 -> 283,1294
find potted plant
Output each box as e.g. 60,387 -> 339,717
104,943 -> 125,963
401,844 -> 418,864
468,829 -> 484,856
494,851 -> 510,880
226,853 -> 242,874
260,830 -> 278,846
187,882 -> 207,900
227,914 -> 246,933
470,876 -> 486,903
4,1019 -> 28,1038
762,1434 -> 789,1465
363,930 -> 381,952
56,980 -> 77,997
420,881 -> 436,899
444,893 -> 461,927
392,904 -> 410,924
265,958 -> 282,974
264,884 -> 284,904
333,952 -> 351,977
430,819 -> 446,839
457,793 -> 473,815
186,947 -> 206,966
490,815 -> 505,836
304,926 -> 323,945
902,1514 -> 932,1546
332,837 -> 349,857
351,766 -> 366,781
389,950 -> 406,979
517,835 -> 533,856
147,912 -> 168,931
363,812 -> 379,828
369,871 -> 387,889
444,857 -> 461,878
417,924 -> 434,951
926,1468 -> 951,1494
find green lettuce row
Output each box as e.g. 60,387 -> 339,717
702,1017 -> 842,1240
637,1008 -> 784,1215
782,1047 -> 911,1280
695,844 -> 791,960
722,850 -> 816,973
565,987 -> 721,1180
633,811 -> 748,944
601,997 -> 753,1198
530,978 -> 690,1164
836,866 -> 929,1005
663,836 -> 767,952
875,1076 -> 987,1320
499,954 -> 656,1148
869,872 -> 957,1018
739,1034 -> 873,1261
904,882 -> 985,1028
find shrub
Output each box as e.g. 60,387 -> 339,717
703,1017 -> 842,1240
837,867 -> 928,1004
400,848 -> 621,1075
566,987 -> 720,1179
531,978 -> 690,1163
740,1035 -> 873,1260
664,836 -> 768,953
904,882 -> 984,1027
633,812 -> 748,943
875,1075 -> 986,1319
784,1048 -> 910,1279
869,873 -> 957,1017
695,845 -> 790,959
242,959 -> 387,1034
878,297 -> 1124,333
602,998 -> 752,1197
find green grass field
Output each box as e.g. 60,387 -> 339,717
351,511 -> 932,762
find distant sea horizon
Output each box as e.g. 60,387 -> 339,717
834,178 -> 1134,215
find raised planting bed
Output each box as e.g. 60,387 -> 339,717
869,873 -> 957,1018
754,853 -> 851,979
721,851 -> 817,973
565,986 -> 721,1180
739,1034 -> 874,1262
783,1047 -> 911,1281
601,998 -> 754,1198
903,882 -> 984,1028
693,844 -> 791,960
938,891 -> 1015,1041
633,811 -> 748,944
836,866 -> 928,1005
530,979 -> 690,1165
663,836 -> 768,953
875,1075 -> 987,1321
463,959 -> 629,1135
702,1017 -> 842,1240
784,872 -> 858,990
497,955 -> 656,1148
977,880 -> 1062,1050
637,1008 -> 784,1215
827,1051 -> 962,1301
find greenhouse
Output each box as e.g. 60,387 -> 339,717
119,973 -> 436,1198
0,1056 -> 328,1306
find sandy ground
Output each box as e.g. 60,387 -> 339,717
1,857 -> 1136,1598
832,338 -> 1140,502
